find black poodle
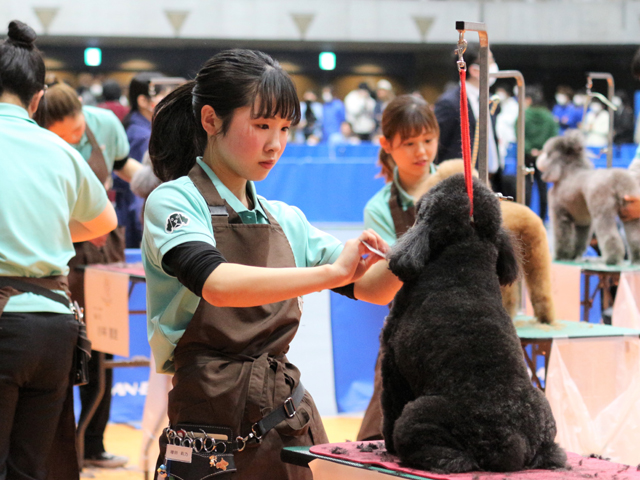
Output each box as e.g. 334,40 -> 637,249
381,174 -> 567,473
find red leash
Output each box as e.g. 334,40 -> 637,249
457,34 -> 474,220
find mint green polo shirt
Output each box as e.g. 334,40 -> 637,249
363,164 -> 437,246
0,103 -> 109,314
71,105 -> 130,171
142,157 -> 344,373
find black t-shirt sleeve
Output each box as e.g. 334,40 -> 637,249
162,241 -> 227,297
331,283 -> 356,300
112,157 -> 128,171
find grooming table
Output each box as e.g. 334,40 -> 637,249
282,442 -> 640,479
514,316 -> 640,390
554,259 -> 640,323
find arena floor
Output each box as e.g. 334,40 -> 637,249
81,416 -> 364,479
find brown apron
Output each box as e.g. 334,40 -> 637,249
357,182 -> 416,441
158,164 -> 328,479
388,182 -> 416,239
46,125 -> 125,480
0,276 -> 71,316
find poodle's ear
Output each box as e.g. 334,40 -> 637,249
388,221 -> 431,283
496,227 -> 520,286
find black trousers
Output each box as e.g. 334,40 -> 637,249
0,312 -> 78,480
525,154 -> 548,221
79,351 -> 114,457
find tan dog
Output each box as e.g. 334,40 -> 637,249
424,160 -> 555,324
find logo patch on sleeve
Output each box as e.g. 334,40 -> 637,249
165,212 -> 190,233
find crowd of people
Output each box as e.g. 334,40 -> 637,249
2,16 -> 640,480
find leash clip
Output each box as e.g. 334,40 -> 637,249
236,430 -> 258,452
71,300 -> 84,323
456,31 -> 467,72
494,192 -> 514,202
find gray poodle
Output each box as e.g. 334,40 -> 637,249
381,174 -> 566,473
537,130 -> 640,264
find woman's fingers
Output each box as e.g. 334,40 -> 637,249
367,229 -> 390,253
359,229 -> 390,256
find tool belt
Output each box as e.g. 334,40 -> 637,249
158,381 -> 306,479
0,275 -> 92,386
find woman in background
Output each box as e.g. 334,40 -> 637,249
0,20 -> 116,480
35,82 -> 140,470
359,95 -> 440,441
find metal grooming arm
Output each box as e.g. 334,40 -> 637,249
585,72 -> 615,168
489,70 -> 530,205
456,21 -> 489,187
489,71 -> 531,316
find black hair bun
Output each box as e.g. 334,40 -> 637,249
7,20 -> 37,48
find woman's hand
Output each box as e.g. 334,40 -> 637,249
331,229 -> 388,286
621,195 -> 640,221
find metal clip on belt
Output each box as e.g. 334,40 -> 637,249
236,381 -> 306,451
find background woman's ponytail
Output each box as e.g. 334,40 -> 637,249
149,81 -> 206,182
0,20 -> 45,106
122,71 -> 165,128
377,149 -> 396,183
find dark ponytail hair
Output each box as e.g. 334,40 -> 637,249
122,71 -> 165,127
149,49 -> 301,182
377,94 -> 440,183
0,20 -> 45,107
128,72 -> 165,112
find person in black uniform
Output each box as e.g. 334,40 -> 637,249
434,45 -> 505,195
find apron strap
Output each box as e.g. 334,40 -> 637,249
187,163 -> 281,228
250,380 -> 305,441
0,275 -> 72,317
388,182 -> 416,238
188,163 -> 242,225
85,124 -> 110,185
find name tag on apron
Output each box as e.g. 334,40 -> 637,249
166,445 -> 192,463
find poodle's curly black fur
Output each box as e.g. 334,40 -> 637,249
381,174 -> 567,473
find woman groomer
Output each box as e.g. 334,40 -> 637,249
144,49 -> 402,480
0,20 -> 116,480
34,82 -> 141,469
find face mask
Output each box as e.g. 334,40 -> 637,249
322,92 -> 333,103
488,63 -> 499,86
555,94 -> 568,106
496,91 -> 508,102
573,95 -> 584,106
590,102 -> 603,113
90,83 -> 103,97
613,96 -> 622,108
513,85 -> 519,97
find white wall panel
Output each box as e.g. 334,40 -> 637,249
1,0 -> 638,45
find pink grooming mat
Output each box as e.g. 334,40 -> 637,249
309,442 -> 640,479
